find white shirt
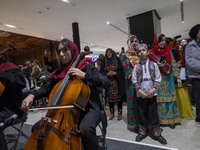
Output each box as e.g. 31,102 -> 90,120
132,59 -> 161,97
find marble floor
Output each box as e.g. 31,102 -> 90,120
25,105 -> 200,150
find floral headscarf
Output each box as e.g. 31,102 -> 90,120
127,34 -> 138,52
103,48 -> 118,72
125,35 -> 140,67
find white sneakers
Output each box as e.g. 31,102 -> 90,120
195,121 -> 200,127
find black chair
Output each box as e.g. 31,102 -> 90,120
97,110 -> 107,150
97,89 -> 107,150
5,112 -> 28,150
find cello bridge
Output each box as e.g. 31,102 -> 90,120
42,117 -> 57,123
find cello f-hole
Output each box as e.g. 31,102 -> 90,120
59,112 -> 65,134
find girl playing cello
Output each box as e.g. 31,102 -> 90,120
21,39 -> 111,150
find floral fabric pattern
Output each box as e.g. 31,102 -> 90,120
156,53 -> 181,124
122,52 -> 139,128
105,64 -> 120,102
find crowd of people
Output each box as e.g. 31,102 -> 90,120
0,24 -> 200,149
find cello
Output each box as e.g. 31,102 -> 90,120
0,82 -> 5,96
23,52 -> 90,150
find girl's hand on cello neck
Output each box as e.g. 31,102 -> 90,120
68,68 -> 86,79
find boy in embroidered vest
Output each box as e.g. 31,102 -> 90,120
132,43 -> 167,144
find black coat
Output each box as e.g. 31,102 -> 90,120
100,57 -> 126,100
44,56 -> 59,73
0,68 -> 26,117
33,64 -> 111,113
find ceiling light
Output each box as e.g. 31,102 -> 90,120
106,21 -> 110,25
62,0 -> 70,3
4,24 -> 18,28
62,0 -> 75,6
180,0 -> 184,23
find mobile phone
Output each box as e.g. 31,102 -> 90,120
159,56 -> 166,63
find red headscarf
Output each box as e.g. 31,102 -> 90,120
50,40 -> 87,80
0,57 -> 18,72
149,35 -> 172,76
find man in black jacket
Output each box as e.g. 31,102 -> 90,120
0,56 -> 26,150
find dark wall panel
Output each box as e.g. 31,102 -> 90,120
128,10 -> 161,49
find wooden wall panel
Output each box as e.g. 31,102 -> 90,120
9,43 -> 57,68
1,30 -> 57,68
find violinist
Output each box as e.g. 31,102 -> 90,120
0,54 -> 26,150
21,39 -> 111,150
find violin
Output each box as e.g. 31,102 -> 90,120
23,52 -> 91,150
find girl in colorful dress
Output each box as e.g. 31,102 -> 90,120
166,37 -> 194,120
101,48 -> 125,120
121,35 -> 140,131
149,34 -> 182,129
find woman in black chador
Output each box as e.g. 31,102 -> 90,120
101,48 -> 125,120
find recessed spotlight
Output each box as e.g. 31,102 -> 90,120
61,36 -> 64,39
182,21 -> 184,23
62,0 -> 75,6
62,0 -> 69,3
4,24 -> 17,28
106,21 -> 110,25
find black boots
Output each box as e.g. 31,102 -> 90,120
135,125 -> 147,142
160,124 -> 176,129
135,133 -> 167,145
135,134 -> 145,142
169,124 -> 176,129
154,128 -> 167,144
155,135 -> 167,145
136,126 -> 167,145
